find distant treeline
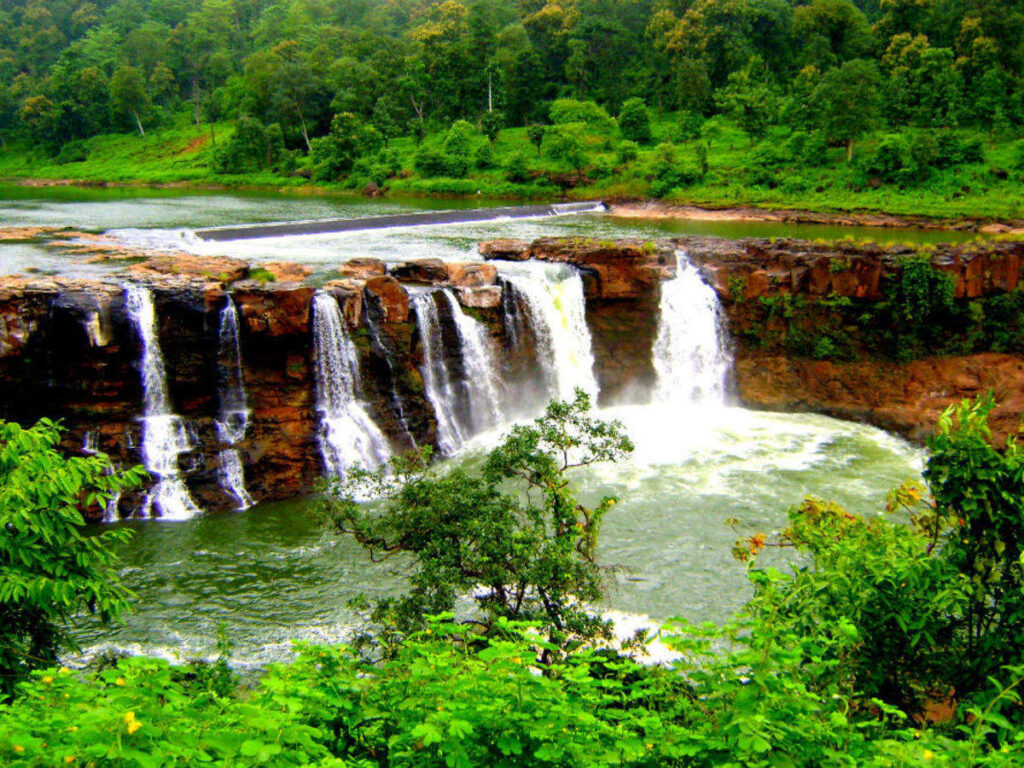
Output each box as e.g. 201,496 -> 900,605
1,0 -> 1022,159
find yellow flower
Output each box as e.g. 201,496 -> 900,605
42,675 -> 53,684
127,720 -> 142,735
124,711 -> 136,724
923,749 -> 934,759
68,726 -> 78,733
13,745 -> 24,754
64,757 -> 75,764
59,666 -> 70,675
115,677 -> 126,687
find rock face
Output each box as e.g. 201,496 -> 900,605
736,352 -> 1024,444
5,236 -> 1024,520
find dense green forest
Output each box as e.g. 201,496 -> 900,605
3,0 -> 1024,217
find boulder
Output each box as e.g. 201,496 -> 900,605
336,258 -> 386,281
391,259 -> 447,284
127,253 -> 248,283
457,285 -> 502,309
259,261 -> 313,283
232,282 -> 315,337
445,262 -> 498,288
479,238 -> 531,261
364,275 -> 410,324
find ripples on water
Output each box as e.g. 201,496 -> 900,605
74,404 -> 923,667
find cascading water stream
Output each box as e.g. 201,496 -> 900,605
440,290 -> 505,431
499,262 -> 598,401
412,289 -> 505,455
124,283 -> 201,520
412,291 -> 468,455
215,299 -> 253,510
652,251 -> 731,407
312,292 -> 392,477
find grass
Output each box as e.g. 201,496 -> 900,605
2,114 -> 1024,222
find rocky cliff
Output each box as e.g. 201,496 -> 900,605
3,233 -> 1023,519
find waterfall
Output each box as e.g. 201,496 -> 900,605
312,292 -> 391,477
124,284 -> 201,521
440,290 -> 505,431
412,289 -> 505,455
499,262 -> 598,401
652,251 -> 731,407
413,291 -> 468,455
215,298 -> 253,510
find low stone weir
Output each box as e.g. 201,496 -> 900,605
193,201 -> 605,242
2,233 -> 1023,518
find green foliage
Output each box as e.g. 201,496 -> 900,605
0,657 -> 331,766
926,394 -> 1024,698
616,140 -> 639,164
549,99 -> 613,134
617,98 -> 652,144
526,124 -> 546,155
0,419 -> 146,697
885,254 -> 957,359
480,111 -> 504,144
545,126 -> 587,173
321,391 -> 633,639
503,150 -> 530,183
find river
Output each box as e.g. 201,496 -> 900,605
1,186 -> 926,667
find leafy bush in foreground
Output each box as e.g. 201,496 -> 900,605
0,419 -> 146,698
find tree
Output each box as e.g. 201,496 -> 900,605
527,123 -> 546,154
715,59 -> 779,146
0,419 -> 146,697
322,391 -> 633,639
812,58 -> 881,161
110,65 -> 151,136
480,109 -> 504,144
618,97 -> 652,144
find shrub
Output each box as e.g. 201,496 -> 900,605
527,124 -> 546,154
503,150 -> 530,183
548,99 -> 614,133
616,139 -> 639,164
617,97 -> 652,144
0,419 -> 146,697
472,142 -> 493,170
413,145 -> 447,177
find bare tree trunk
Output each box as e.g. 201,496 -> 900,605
297,110 -> 311,152
133,110 -> 145,137
410,94 -> 423,121
847,138 -> 854,163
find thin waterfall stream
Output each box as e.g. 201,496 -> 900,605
215,298 -> 253,510
123,283 -> 201,520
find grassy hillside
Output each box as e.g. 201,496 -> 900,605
3,114 -> 1024,222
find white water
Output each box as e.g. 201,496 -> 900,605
440,289 -> 505,432
215,299 -> 253,510
413,291 -> 469,455
124,284 -> 201,521
412,289 -> 507,454
498,261 -> 598,401
312,292 -> 391,477
653,251 -> 731,407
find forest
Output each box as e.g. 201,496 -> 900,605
3,0 -> 1024,217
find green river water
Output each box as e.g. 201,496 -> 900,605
0,187 -> 930,666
